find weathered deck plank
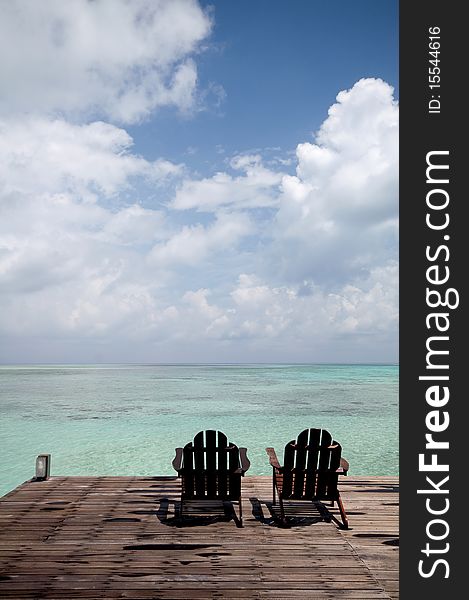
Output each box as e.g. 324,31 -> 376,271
0,476 -> 398,599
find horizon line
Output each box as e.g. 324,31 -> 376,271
0,361 -> 399,367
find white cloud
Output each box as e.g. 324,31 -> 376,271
0,117 -> 182,200
226,266 -> 398,342
99,205 -> 166,246
0,0 -> 212,122
171,154 -> 282,211
148,212 -> 253,267
317,78 -> 398,153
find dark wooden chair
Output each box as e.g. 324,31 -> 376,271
266,428 -> 350,528
172,430 -> 250,525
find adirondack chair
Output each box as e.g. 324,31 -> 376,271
266,428 -> 349,528
172,430 -> 250,525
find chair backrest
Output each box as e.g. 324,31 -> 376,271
281,428 -> 342,500
181,430 -> 241,500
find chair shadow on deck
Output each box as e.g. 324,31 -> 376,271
156,496 -> 343,529
249,497 -> 334,528
156,497 -> 243,528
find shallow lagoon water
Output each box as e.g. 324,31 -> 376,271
0,364 -> 398,496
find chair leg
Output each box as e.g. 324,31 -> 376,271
180,498 -> 184,520
272,470 -> 276,505
278,494 -> 287,525
239,496 -> 243,527
336,493 -> 349,529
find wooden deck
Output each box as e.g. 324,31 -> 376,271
0,475 -> 398,599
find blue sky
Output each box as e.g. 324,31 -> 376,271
130,0 -> 398,168
0,1 -> 398,364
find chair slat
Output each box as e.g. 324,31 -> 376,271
293,429 -> 309,498
316,429 -> 333,498
304,428 -> 321,497
206,429 -> 217,497
217,431 -> 228,498
228,445 -> 241,499
327,441 -> 341,499
193,430 -> 206,497
182,442 -> 194,498
281,441 -> 295,498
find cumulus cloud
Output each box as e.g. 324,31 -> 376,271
271,78 -> 398,286
0,0 -> 212,122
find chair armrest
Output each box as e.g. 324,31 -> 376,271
266,447 -> 281,470
172,448 -> 183,472
239,447 -> 250,473
337,457 -> 349,475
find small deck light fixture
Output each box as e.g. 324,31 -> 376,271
35,454 -> 51,480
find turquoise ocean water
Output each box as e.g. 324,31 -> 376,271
0,364 -> 398,497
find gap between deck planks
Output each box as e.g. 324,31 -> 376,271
0,475 -> 398,599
